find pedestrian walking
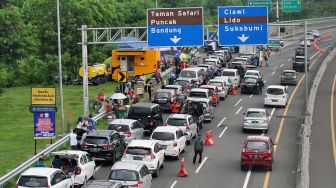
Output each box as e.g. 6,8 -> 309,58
264,53 -> 269,67
70,130 -> 78,150
87,114 -> 96,132
148,81 -> 152,102
193,133 -> 204,164
154,69 -> 162,85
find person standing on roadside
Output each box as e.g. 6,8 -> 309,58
70,129 -> 78,150
193,133 -> 204,164
148,81 -> 153,102
36,157 -> 45,167
87,114 -> 96,132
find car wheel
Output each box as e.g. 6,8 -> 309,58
268,165 -> 273,171
265,129 -> 268,133
176,150 -> 180,160
242,128 -> 246,133
187,139 -> 191,145
91,168 -> 96,180
153,164 -> 159,177
240,164 -> 247,171
160,161 -> 164,168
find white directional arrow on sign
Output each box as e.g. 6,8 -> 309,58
170,36 -> 181,44
238,34 -> 249,43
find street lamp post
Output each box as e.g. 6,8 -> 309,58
304,19 -> 308,117
57,0 -> 65,135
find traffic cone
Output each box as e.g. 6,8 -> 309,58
231,85 -> 237,96
204,130 -> 215,146
177,158 -> 188,177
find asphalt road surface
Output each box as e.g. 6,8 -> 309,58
94,27 -> 336,188
310,49 -> 336,188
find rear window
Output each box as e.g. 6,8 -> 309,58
283,72 -> 295,76
126,147 -> 151,155
267,88 -> 284,95
109,170 -> 139,181
180,70 -> 196,78
108,124 -> 130,132
222,71 -> 235,76
295,58 -> 305,62
246,72 -> 258,76
151,132 -> 175,141
204,60 -> 215,65
129,107 -> 151,116
189,92 -> 207,98
246,141 -> 269,150
246,111 -> 265,118
167,118 -> 187,126
209,82 -> 222,87
243,77 -> 257,84
18,176 -> 48,187
84,136 -> 108,145
155,92 -> 170,98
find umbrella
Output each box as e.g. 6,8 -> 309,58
174,52 -> 191,61
110,93 -> 127,100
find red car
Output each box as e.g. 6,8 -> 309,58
200,85 -> 219,106
240,136 -> 276,171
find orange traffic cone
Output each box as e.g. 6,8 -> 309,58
204,130 -> 215,146
231,85 -> 237,96
177,158 -> 188,177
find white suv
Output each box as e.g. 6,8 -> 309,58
17,167 -> 72,188
51,150 -> 96,185
150,126 -> 187,160
122,139 -> 165,177
264,85 -> 288,107
221,68 -> 240,87
166,114 -> 198,144
108,161 -> 152,188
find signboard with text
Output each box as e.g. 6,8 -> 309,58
248,0 -> 272,11
282,0 -> 301,12
34,112 -> 56,139
31,87 -> 56,105
218,6 -> 268,46
147,7 -> 204,47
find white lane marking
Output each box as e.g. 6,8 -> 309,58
235,99 -> 243,106
271,71 -> 276,75
219,127 -> 228,138
243,168 -> 252,188
217,117 -> 227,127
195,157 -> 208,174
280,64 -> 284,68
270,108 -> 276,119
273,66 -> 278,71
250,94 -> 252,98
170,181 -> 178,188
309,51 -> 319,61
95,164 -> 102,172
288,58 -> 291,62
236,106 -> 243,114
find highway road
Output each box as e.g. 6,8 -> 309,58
310,49 -> 336,188
93,27 -> 336,188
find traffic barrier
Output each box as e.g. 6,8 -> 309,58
231,86 -> 237,96
204,130 -> 215,146
177,158 -> 188,177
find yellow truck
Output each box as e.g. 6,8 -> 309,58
110,49 -> 160,81
79,64 -> 107,85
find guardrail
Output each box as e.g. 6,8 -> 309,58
296,42 -> 336,188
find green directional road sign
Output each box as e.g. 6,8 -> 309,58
248,0 -> 272,11
282,0 -> 301,12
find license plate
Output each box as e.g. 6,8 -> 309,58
90,148 -> 100,152
252,121 -> 259,124
253,154 -> 260,158
133,156 -> 143,161
271,99 -> 277,102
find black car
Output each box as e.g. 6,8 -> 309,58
81,130 -> 125,163
281,70 -> 298,85
241,76 -> 262,95
293,56 -> 309,72
127,103 -> 163,133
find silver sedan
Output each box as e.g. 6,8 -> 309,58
242,108 -> 269,133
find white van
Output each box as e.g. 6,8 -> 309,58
221,68 -> 240,87
264,85 -> 288,107
179,68 -> 204,85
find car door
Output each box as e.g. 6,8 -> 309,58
188,117 -> 196,137
79,155 -> 90,182
142,166 -> 152,188
176,130 -> 185,151
85,154 -> 95,178
154,143 -> 164,165
51,171 -> 69,188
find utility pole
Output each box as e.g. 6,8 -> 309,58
57,0 -> 65,135
276,0 -> 281,39
304,19 -> 308,116
156,0 -> 158,8
81,25 -> 89,118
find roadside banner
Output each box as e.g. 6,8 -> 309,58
34,112 -> 56,139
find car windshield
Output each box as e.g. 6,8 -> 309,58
128,107 -> 151,117
167,118 -> 187,126
222,71 -> 235,76
180,70 -> 196,78
283,72 -> 295,76
246,111 -> 265,118
151,132 -> 175,141
18,176 -> 48,187
246,141 -> 269,150
189,92 -> 207,98
243,78 -> 257,84
108,124 -> 130,132
246,72 -> 258,77
155,92 -> 170,99
165,87 -> 177,91
295,58 -> 305,62
176,80 -> 189,86
209,82 -> 222,87
109,170 -> 139,181
84,136 -> 108,144
267,88 -> 284,95
126,147 -> 151,155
